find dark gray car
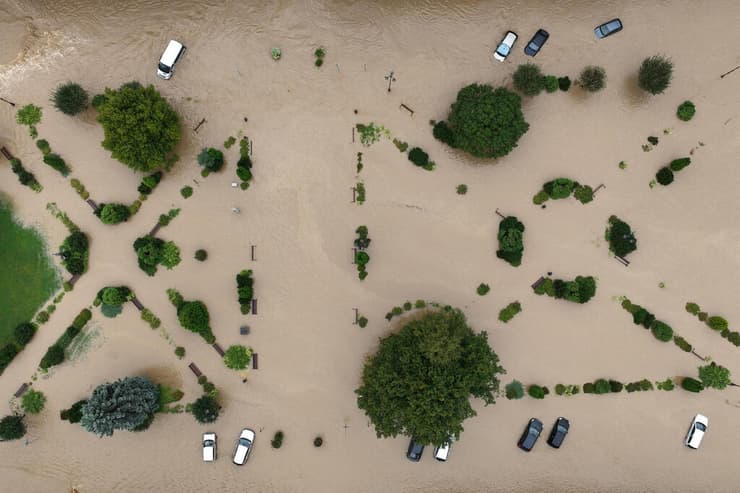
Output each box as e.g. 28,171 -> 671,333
547,417 -> 570,448
524,29 -> 549,56
594,18 -> 623,39
406,438 -> 424,462
517,418 -> 543,451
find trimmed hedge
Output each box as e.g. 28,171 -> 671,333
681,377 -> 703,393
496,216 -> 525,267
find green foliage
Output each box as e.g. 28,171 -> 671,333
272,430 -> 284,448
36,139 -> 51,155
314,436 -> 323,447
432,121 -> 456,148
583,382 -> 594,393
651,321 -> 674,342
356,308 -> 505,446
0,344 -> 19,373
392,138 -> 409,152
195,249 -> 208,261
13,322 -> 36,346
16,104 -> 42,137
534,275 -> 596,304
669,157 -> 691,172
192,394 -> 220,423
578,66 -> 606,92
137,171 -> 162,195
97,83 -> 181,172
532,190 -> 549,205
91,93 -> 108,109
140,308 -> 161,329
512,63 -> 545,96
496,216 -> 525,267
224,136 -> 236,148
133,235 -> 177,275
609,380 -> 624,393
505,380 -> 524,400
42,153 -> 71,176
60,400 -> 86,423
446,84 -> 529,159
498,301 -> 521,323
178,301 -> 214,343
161,241 -> 181,270
698,363 -> 731,390
0,414 -> 26,440
408,147 -> 433,170
677,101 -> 695,121
197,147 -> 225,172
358,316 -> 368,328
456,184 -> 468,195
543,75 -> 558,93
656,378 -> 675,391
356,123 -> 389,147
40,344 -> 65,370
101,287 -> 126,307
573,185 -> 594,204
681,377 -> 704,393
8,158 -> 42,191
647,136 -> 659,146
99,203 -> 131,224
656,167 -> 674,186
271,47 -> 281,60
638,55 -> 673,95
223,345 -> 253,370
80,376 -> 160,436
21,389 -> 46,414
236,269 -> 254,311
52,82 -> 88,115
555,384 -> 566,396
606,216 -> 637,257
698,311 -> 708,322
174,346 -> 185,359
544,178 -> 576,199
706,316 -> 728,331
476,283 -> 490,296
557,76 -> 571,91
180,186 -> 193,199
527,384 -> 546,399
167,288 -> 184,310
673,335 -> 692,352
593,379 -> 610,394
356,182 -> 365,204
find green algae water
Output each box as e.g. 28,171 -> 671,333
0,200 -> 59,342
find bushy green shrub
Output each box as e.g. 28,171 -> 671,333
673,335 -> 692,352
178,300 -> 214,343
656,167 -> 674,186
544,178 -> 575,199
578,66 -> 606,92
314,436 -> 323,447
651,320 -> 673,342
36,139 -> 51,155
195,249 -> 207,261
593,379 -> 611,394
527,384 -> 546,399
476,283 -> 490,296
706,316 -> 728,331
52,82 -> 88,115
432,121 -> 456,147
656,378 -> 675,391
609,380 -> 623,393
91,94 -> 108,109
557,76 -> 571,91
513,63 -> 545,96
99,203 -> 131,224
180,186 -> 193,199
533,190 -> 549,205
16,104 -> 42,137
543,75 -> 559,93
141,308 -> 160,329
272,430 -> 284,448
606,216 -> 637,257
42,153 -> 71,176
505,380 -> 524,400
137,171 -> 162,195
498,301 -> 522,323
21,389 -> 46,414
685,302 -> 700,315
174,346 -> 185,359
60,399 -> 86,423
13,322 -> 37,346
573,185 -> 594,204
638,56 -> 673,95
583,382 -> 595,393
681,377 -> 703,393
496,216 -> 525,267
555,384 -> 566,395
677,101 -> 695,121
40,344 -> 65,370
0,344 -> 19,373
223,345 -> 253,370
698,311 -> 708,322
197,147 -> 224,172
669,157 -> 691,172
0,415 -> 26,440
191,394 -> 220,424
698,363 -> 731,389
408,147 -> 433,170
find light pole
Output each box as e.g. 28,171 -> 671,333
385,70 -> 396,92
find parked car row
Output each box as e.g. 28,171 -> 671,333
202,428 -> 256,465
518,417 -> 569,451
493,18 -> 623,62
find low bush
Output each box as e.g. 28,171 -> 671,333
52,82 -> 88,115
673,335 -> 692,352
681,377 -> 703,393
638,55 -> 673,95
40,344 -> 65,370
0,344 -> 19,373
223,345 -> 253,370
706,316 -> 728,331
195,249 -> 207,261
557,76 -> 571,91
555,384 -> 566,396
36,139 -> 51,155
527,384 -> 546,399
513,63 -> 544,96
21,389 -> 46,414
651,320 -> 673,342
180,186 -> 193,199
498,301 -> 522,323
677,101 -> 695,121
42,153 -> 71,176
685,302 -> 700,315
174,347 -> 185,359
72,309 -> 92,330
99,203 -> 131,224
432,121 -> 455,147
0,415 -> 26,441
60,400 -> 86,423
609,380 -> 623,393
669,157 -> 691,172
505,380 -> 524,400
408,147 -> 433,170
578,66 -> 606,92
313,436 -> 323,447
583,382 -> 594,393
534,275 -> 596,304
476,283 -> 490,296
137,171 -> 163,195
141,308 -> 161,329
272,430 -> 284,448
698,311 -> 708,322
605,216 -> 637,257
532,190 -> 549,205
543,75 -> 558,93
456,184 -> 468,195
573,185 -> 594,204
91,93 -> 108,108
192,394 -> 220,423
656,167 -> 674,186
197,147 -> 225,172
236,269 -> 254,313
358,316 -> 368,328
593,379 -> 611,394
656,378 -> 675,391
178,300 -> 215,344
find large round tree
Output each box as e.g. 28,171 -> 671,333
355,307 -> 505,446
80,376 -> 160,437
436,84 -> 529,159
97,82 -> 181,172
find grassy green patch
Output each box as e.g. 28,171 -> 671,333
0,201 -> 59,342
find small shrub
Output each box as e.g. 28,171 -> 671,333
52,82 -> 88,115
358,316 -> 368,328
414,300 -> 426,309
513,63 -> 545,96
40,344 -> 65,370
42,153 -> 71,176
555,384 -> 566,395
476,283 -> 490,296
578,66 -> 606,92
677,101 -> 695,121
91,93 -> 108,109
573,185 -> 594,204
224,136 -> 236,148
272,430 -> 284,448
313,436 -> 323,447
533,190 -> 549,205
180,186 -> 193,199
583,382 -> 595,394
638,55 -> 673,95
192,394 -> 220,423
223,345 -> 253,370
706,316 -> 728,331
16,104 -> 42,137
498,301 -> 522,323
505,380 -> 524,400
36,139 -> 51,155
60,400 -> 86,423
593,379 -> 610,395
21,390 -> 46,414
681,377 -> 703,393
647,136 -> 659,146
197,147 -> 225,172
673,335 -> 692,352
685,302 -> 700,315
456,184 -> 468,195
13,322 -> 36,346
669,157 -> 691,172
408,147 -> 430,168
195,249 -> 207,261
557,76 -> 571,91
656,167 -> 674,186
432,121 -> 456,147
606,216 -> 637,258
651,320 -> 673,342
175,347 -> 185,359
0,415 -> 26,441
543,75 -> 558,93
609,380 -> 623,393
698,311 -> 708,322
657,378 -> 675,391
99,203 -> 131,224
271,47 -> 281,60
527,384 -> 546,399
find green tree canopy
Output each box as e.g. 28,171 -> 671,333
223,345 -> 253,370
638,55 -> 673,95
0,414 -> 26,441
445,84 -> 529,159
80,376 -> 160,437
52,82 -> 88,115
192,394 -> 220,423
97,83 -> 181,172
355,307 -> 505,446
21,389 -> 46,414
698,363 -> 731,390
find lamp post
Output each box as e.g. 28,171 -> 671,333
385,70 -> 396,92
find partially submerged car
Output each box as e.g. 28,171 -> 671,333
493,31 -> 518,62
406,438 -> 424,462
202,432 -> 216,462
594,18 -> 623,39
157,39 -> 186,80
517,418 -> 543,452
524,29 -> 549,56
685,414 -> 708,449
547,417 -> 569,449
434,441 -> 451,462
232,428 -> 255,465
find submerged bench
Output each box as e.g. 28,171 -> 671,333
212,343 -> 225,357
240,325 -> 250,335
252,353 -> 258,370
131,297 -> 144,311
188,363 -> 202,377
1,147 -> 14,160
531,276 -> 546,290
13,383 -> 29,398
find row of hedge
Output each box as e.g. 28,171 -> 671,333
384,300 -> 433,321
498,301 -> 522,323
605,215 -> 637,258
167,288 -> 215,344
532,178 -> 594,205
236,269 -> 254,314
39,308 -> 92,370
236,137 -> 253,190
505,377 -> 703,399
8,158 -> 42,192
620,297 -> 683,344
512,63 -> 571,96
354,226 -> 371,280
686,302 -> 740,347
496,216 -> 525,267
534,275 -> 597,304
35,138 -> 71,176
655,157 -> 691,187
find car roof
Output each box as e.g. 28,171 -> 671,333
203,432 -> 216,440
160,40 -> 183,65
504,31 -> 517,43
694,414 -> 708,425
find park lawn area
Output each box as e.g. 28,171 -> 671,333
0,200 -> 60,343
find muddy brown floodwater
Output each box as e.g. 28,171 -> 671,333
1,0 -> 740,492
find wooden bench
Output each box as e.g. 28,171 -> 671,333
86,199 -> 100,213
212,343 -> 225,357
1,147 -> 14,160
13,383 -> 29,398
240,325 -> 250,335
252,353 -> 258,369
188,363 -> 202,377
131,297 -> 144,311
531,276 -> 546,290
251,299 -> 257,315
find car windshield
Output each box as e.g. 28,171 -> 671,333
239,438 -> 251,446
696,422 -> 706,431
204,439 -> 214,446
158,62 -> 171,73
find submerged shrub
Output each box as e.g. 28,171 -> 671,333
513,63 -> 545,96
706,316 -> 728,331
557,76 -> 571,91
677,101 -> 695,121
197,147 -> 224,172
574,185 -> 594,204
543,75 -> 559,93
669,157 -> 691,172
656,167 -> 674,186
498,301 -> 522,323
408,147 -> 430,169
476,283 -> 490,296
52,82 -> 89,115
578,66 -> 606,92
505,380 -> 524,400
606,216 -> 637,257
651,320 -> 674,342
527,384 -> 546,399
638,55 -> 673,95
681,377 -> 703,393
432,121 -> 456,148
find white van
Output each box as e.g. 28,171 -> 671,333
157,40 -> 186,80
434,442 -> 450,462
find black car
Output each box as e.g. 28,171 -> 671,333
406,438 -> 424,462
547,417 -> 570,448
517,418 -> 543,452
524,29 -> 549,56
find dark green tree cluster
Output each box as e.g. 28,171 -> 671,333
80,376 -> 160,437
60,399 -> 87,424
354,226 -> 371,280
236,269 -> 254,314
407,147 -> 434,171
620,298 -> 678,344
532,178 -> 594,205
698,363 -> 731,390
533,275 -> 597,304
96,203 -> 131,225
197,147 -> 224,174
8,158 -> 42,192
236,137 -> 253,189
577,66 -> 606,92
638,55 -> 673,95
434,84 -> 529,159
496,216 -> 525,267
192,394 -> 221,423
133,235 -> 181,275
97,82 -> 181,172
605,215 -> 637,258
137,171 -> 163,195
677,101 -> 695,121
96,286 -> 131,318
59,230 -> 89,275
42,153 -> 71,176
0,414 -> 26,441
356,307 -> 505,446
167,289 -> 215,344
52,82 -> 88,115
681,377 -> 703,393
39,308 -> 91,370
656,157 -> 691,186
582,378 -> 624,394
0,321 -> 40,374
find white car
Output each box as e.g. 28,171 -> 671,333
233,428 -> 256,465
493,31 -> 518,62
685,414 -> 708,449
434,442 -> 451,462
202,432 -> 216,462
157,39 -> 186,80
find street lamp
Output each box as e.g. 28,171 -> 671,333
385,70 -> 396,92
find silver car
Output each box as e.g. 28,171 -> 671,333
233,428 -> 256,465
493,31 -> 518,62
594,18 -> 623,39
